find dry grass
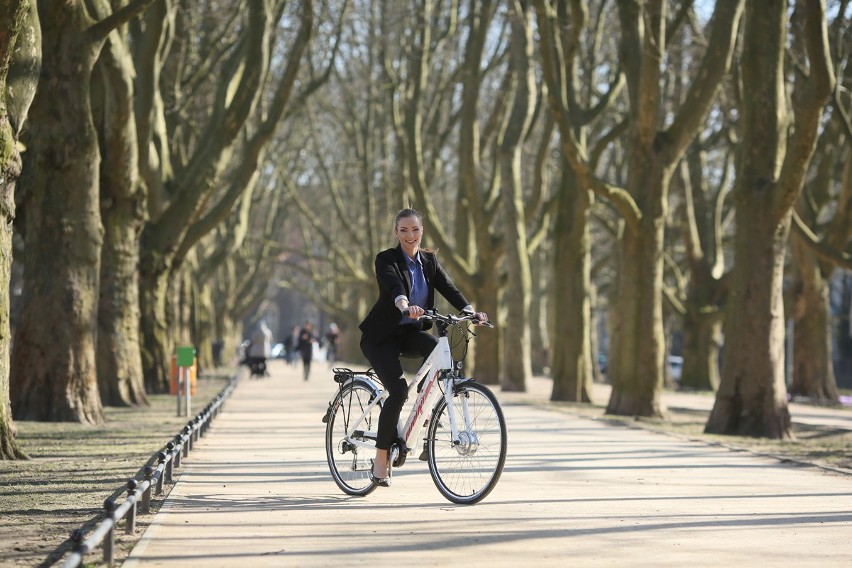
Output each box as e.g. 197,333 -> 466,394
0,372 -> 234,567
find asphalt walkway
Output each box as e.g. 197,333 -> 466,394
124,359 -> 851,567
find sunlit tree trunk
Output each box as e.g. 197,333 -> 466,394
95,15 -> 147,407
529,247 -> 550,375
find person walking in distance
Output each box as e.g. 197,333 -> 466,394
298,321 -> 317,381
286,325 -> 300,366
358,208 -> 488,487
324,323 -> 341,366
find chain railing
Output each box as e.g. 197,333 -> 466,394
59,374 -> 240,567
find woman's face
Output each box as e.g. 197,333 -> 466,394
395,216 -> 423,258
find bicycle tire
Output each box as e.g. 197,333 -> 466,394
426,381 -> 507,504
325,379 -> 381,496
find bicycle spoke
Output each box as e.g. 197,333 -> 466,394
427,382 -> 507,504
326,380 -> 380,496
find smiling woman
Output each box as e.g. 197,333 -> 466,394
357,208 -> 488,486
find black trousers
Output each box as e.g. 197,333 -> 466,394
360,326 -> 438,450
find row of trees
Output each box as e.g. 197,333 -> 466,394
274,0 -> 850,438
0,0 -> 344,458
0,0 -> 850,459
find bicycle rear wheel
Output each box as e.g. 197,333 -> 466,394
325,379 -> 381,496
426,381 -> 507,504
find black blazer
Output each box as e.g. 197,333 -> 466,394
359,246 -> 470,343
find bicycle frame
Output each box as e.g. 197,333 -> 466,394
341,334 -> 460,460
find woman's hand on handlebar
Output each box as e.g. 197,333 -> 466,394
404,305 -> 425,318
461,309 -> 491,326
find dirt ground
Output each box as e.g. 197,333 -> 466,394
0,372 -> 233,567
0,374 -> 849,567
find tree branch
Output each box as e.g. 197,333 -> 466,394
87,0 -> 158,45
791,210 -> 852,270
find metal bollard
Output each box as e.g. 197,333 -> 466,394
141,465 -> 154,514
173,435 -> 183,469
156,452 -> 167,495
126,479 -> 138,534
70,527 -> 85,556
183,424 -> 193,455
103,498 -> 116,566
165,442 -> 175,483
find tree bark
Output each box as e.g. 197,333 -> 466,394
789,235 -> 838,402
94,13 -> 148,407
0,0 -> 38,458
550,163 -> 593,402
679,306 -> 721,391
12,4 -> 110,424
707,212 -> 793,437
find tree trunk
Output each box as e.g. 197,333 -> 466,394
95,24 -> 148,407
139,258 -> 171,393
0,0 -> 38,458
192,279 -> 215,370
706,213 -> 792,437
706,0 -> 833,438
499,0 -> 535,392
679,307 -> 721,391
789,235 -> 838,402
606,209 -> 667,417
12,5 -> 106,424
529,247 -> 549,375
472,255 -> 501,384
550,163 -> 593,402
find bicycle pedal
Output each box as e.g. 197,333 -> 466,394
419,444 -> 429,461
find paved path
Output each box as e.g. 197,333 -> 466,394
125,360 -> 851,567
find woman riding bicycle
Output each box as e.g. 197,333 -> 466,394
359,208 -> 487,487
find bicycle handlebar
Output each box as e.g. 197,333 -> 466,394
418,309 -> 495,328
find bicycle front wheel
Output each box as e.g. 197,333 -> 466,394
427,381 -> 507,504
325,380 -> 381,496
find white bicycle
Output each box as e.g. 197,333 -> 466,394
323,310 -> 507,504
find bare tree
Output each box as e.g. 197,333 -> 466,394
706,0 -> 835,438
534,0 -> 623,402
786,7 -> 852,403
499,0 -> 537,391
135,0 -> 317,391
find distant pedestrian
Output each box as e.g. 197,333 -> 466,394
324,323 -> 341,366
298,322 -> 317,381
286,325 -> 300,366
